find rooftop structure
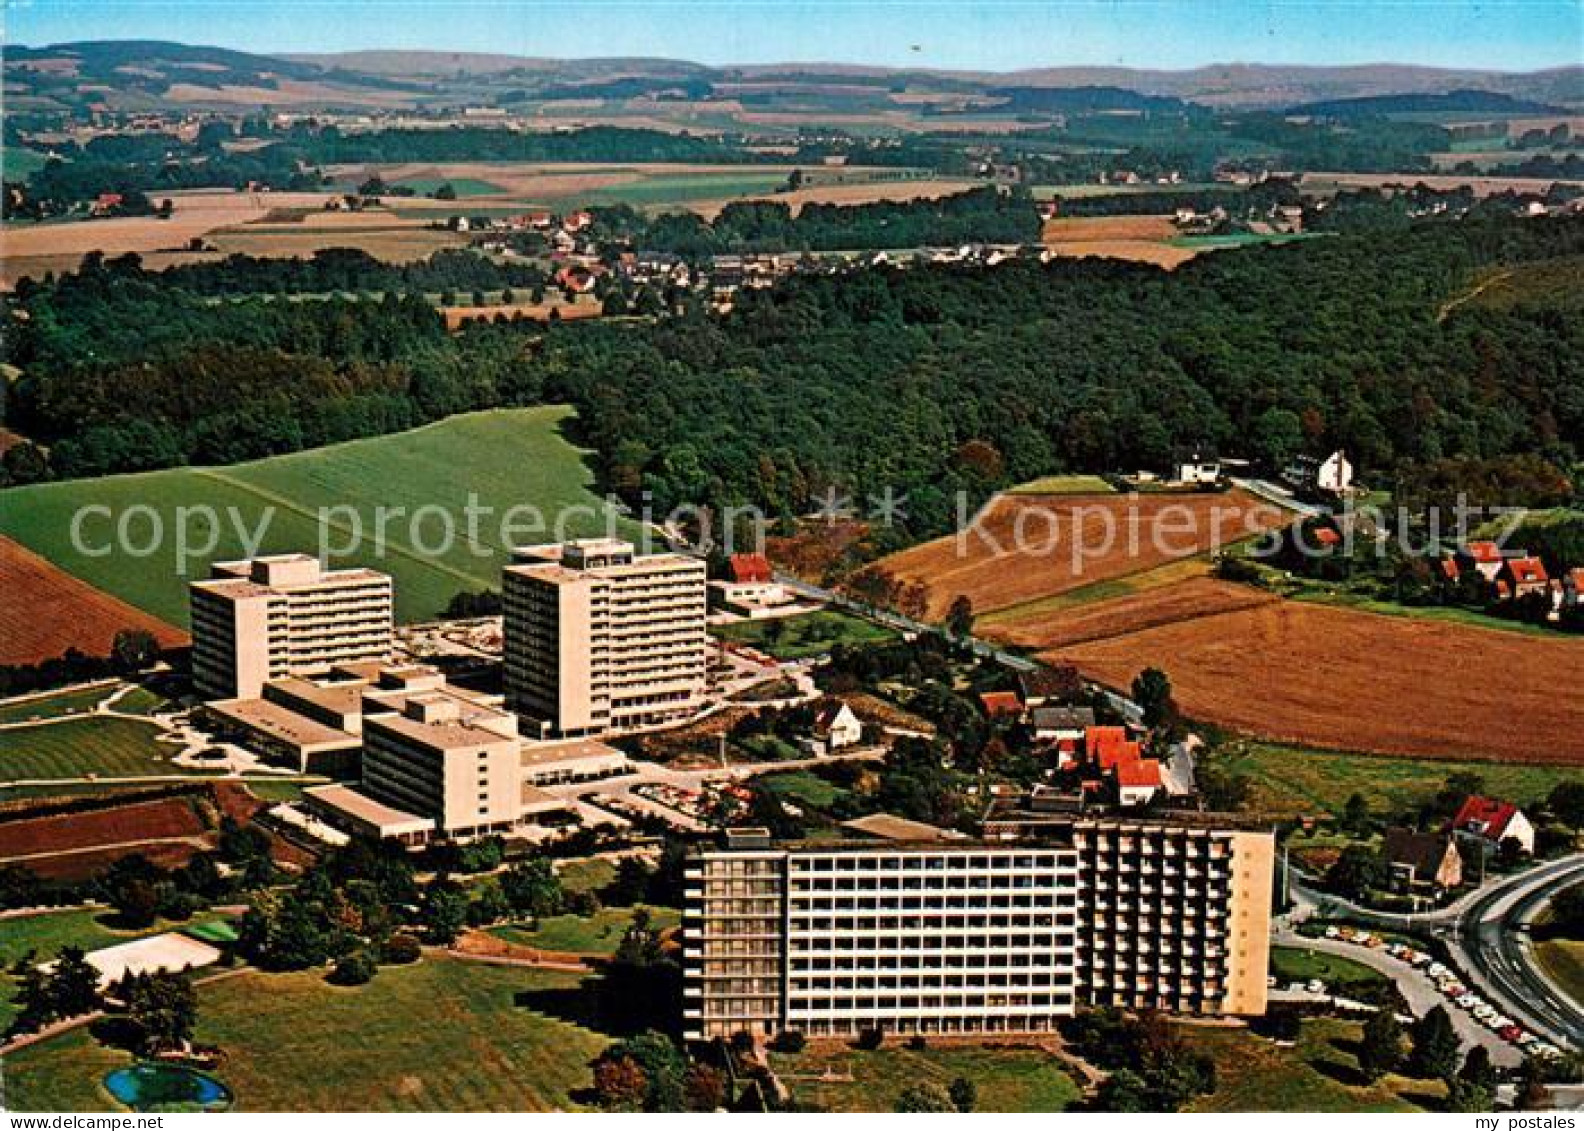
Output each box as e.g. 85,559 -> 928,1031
190,554 -> 393,699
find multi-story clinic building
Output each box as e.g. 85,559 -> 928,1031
503,539 -> 707,736
683,818 -> 1274,1041
190,555 -> 393,699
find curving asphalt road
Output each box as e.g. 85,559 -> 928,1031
1454,855 -> 1584,1050
1295,854 -> 1584,1049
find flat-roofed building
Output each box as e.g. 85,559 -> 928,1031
503,540 -> 707,736
359,694 -> 523,841
520,737 -> 630,785
190,554 -> 393,699
683,815 -> 1273,1041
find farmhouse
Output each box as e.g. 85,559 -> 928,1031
1450,795 -> 1536,855
979,690 -> 1024,719
1495,556 -> 1549,601
1031,706 -> 1094,742
805,701 -> 863,755
1115,758 -> 1163,807
1383,827 -> 1464,891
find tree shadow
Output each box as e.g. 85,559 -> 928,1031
513,980 -> 613,1035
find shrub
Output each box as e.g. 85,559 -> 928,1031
855,1027 -> 884,1050
379,933 -> 422,965
328,951 -> 376,986
771,1029 -> 806,1053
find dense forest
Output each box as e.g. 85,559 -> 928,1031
587,186 -> 1042,255
3,215 -> 1580,544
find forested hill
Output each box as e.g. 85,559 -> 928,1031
3,216 -> 1580,545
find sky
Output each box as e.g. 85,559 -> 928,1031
7,0 -> 1583,72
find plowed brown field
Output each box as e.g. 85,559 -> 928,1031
0,536 -> 187,665
984,576 -> 1281,651
0,797 -> 205,859
1058,601 -> 1584,764
874,489 -> 1289,621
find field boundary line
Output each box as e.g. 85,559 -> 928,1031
189,468 -> 498,591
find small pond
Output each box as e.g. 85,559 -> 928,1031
104,1063 -> 232,1111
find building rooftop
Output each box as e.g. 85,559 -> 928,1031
840,813 -> 964,842
519,737 -> 628,768
303,783 -> 436,835
365,707 -> 519,751
268,676 -> 369,718
207,697 -> 361,751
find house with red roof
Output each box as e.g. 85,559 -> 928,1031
1564,567 -> 1584,611
978,691 -> 1023,719
729,554 -> 773,585
1116,758 -> 1163,807
1456,541 -> 1507,583
1449,795 -> 1535,855
1496,556 -> 1549,600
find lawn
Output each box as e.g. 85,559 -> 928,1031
1184,1018 -> 1439,1112
1270,946 -> 1388,990
555,856 -> 616,896
1535,939 -> 1584,1009
491,904 -> 680,956
760,769 -> 850,809
0,716 -> 187,782
1218,739 -> 1578,820
0,407 -> 637,626
770,1043 -> 1081,1112
394,176 -> 506,197
1289,586 -> 1557,638
0,684 -> 118,724
0,908 -> 236,966
715,609 -> 896,660
110,686 -> 171,716
3,957 -> 609,1112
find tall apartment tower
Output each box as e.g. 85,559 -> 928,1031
189,554 -> 394,699
502,539 -> 707,736
682,819 -> 1274,1041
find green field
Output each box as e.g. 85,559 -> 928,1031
715,609 -> 896,660
0,684 -> 118,725
770,1043 -> 1081,1112
2,144 -> 49,180
579,171 -> 794,208
1219,739 -> 1578,820
1004,474 -> 1116,496
491,904 -> 680,956
1535,939 -> 1584,1009
1185,1018 -> 1438,1112
394,176 -> 507,197
0,407 -> 637,626
3,957 -> 608,1112
0,716 -> 189,782
760,769 -> 850,809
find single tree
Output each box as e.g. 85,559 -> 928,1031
1357,1008 -> 1405,1083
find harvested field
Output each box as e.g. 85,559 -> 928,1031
1058,600 -> 1584,764
873,489 -> 1290,621
1041,215 -> 1196,268
1298,172 -> 1584,196
206,225 -> 467,262
0,190 -> 337,287
442,298 -> 602,328
0,796 -> 204,860
985,575 -> 1280,651
0,536 -> 187,665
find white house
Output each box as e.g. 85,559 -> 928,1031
807,702 -> 862,755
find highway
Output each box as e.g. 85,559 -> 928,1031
1295,853 -> 1584,1048
1454,854 -> 1584,1050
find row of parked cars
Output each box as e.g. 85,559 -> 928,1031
1322,925 -> 1564,1059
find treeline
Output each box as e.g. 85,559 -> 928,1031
5,215 -> 1581,544
115,247 -> 548,299
590,186 -> 1042,255
279,123 -> 750,166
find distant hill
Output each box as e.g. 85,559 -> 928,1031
1291,89 -> 1568,116
7,40 -> 1581,115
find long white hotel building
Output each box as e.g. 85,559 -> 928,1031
502,539 -> 707,736
683,819 -> 1274,1041
190,555 -> 393,699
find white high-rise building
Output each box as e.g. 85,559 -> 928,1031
502,539 -> 707,736
190,554 -> 393,700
